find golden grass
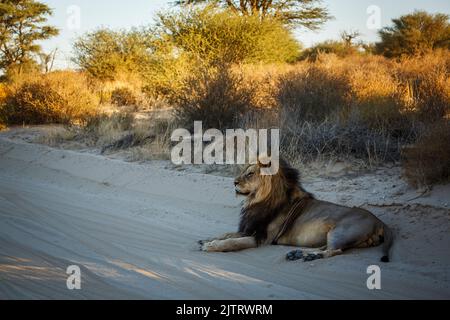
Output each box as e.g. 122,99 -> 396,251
14,49 -> 449,187
403,121 -> 450,187
1,71 -> 100,125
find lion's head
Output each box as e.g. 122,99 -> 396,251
235,158 -> 303,207
235,158 -> 312,243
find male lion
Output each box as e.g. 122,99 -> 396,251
199,159 -> 393,262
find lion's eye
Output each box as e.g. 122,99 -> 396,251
246,172 -> 254,178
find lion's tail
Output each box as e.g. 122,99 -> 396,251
380,225 -> 394,263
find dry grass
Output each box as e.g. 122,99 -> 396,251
26,50 -> 450,188
34,127 -> 78,147
39,111 -> 175,161
0,83 -> 7,129
111,87 -> 138,107
394,50 -> 450,121
101,116 -> 174,159
402,121 -> 450,188
235,63 -> 297,109
1,71 -> 100,125
0,83 -> 7,102
173,65 -> 253,131
82,112 -> 135,147
277,59 -> 351,122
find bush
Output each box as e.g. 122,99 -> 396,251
154,5 -> 301,65
301,40 -> 359,61
1,71 -> 99,125
280,110 -> 418,166
274,54 -> 422,165
173,65 -> 253,131
402,122 -> 450,187
0,83 -> 7,102
0,83 -> 7,128
111,87 -> 138,107
82,112 -> 134,147
73,29 -> 154,81
345,55 -> 413,135
141,46 -> 194,100
277,59 -> 350,122
394,51 -> 450,122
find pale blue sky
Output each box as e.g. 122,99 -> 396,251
40,0 -> 450,69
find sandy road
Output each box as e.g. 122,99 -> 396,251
0,137 -> 449,299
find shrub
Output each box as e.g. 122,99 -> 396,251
154,5 -> 301,65
173,65 -> 253,131
236,64 -> 295,109
279,113 -> 413,166
0,83 -> 7,102
108,117 -> 175,159
140,39 -> 196,100
82,112 -> 134,147
274,54 -> 422,165
301,40 -> 359,61
0,83 -> 7,128
394,51 -> 450,122
73,28 -> 154,81
277,60 -> 351,122
402,122 -> 450,187
111,87 -> 138,107
1,71 -> 99,125
344,55 -> 413,136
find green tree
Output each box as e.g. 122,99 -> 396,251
376,11 -> 450,58
154,6 -> 301,64
72,28 -> 154,81
175,0 -> 331,29
0,0 -> 59,73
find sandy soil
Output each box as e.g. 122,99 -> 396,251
0,131 -> 449,299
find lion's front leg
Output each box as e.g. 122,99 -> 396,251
198,232 -> 243,246
201,237 -> 257,252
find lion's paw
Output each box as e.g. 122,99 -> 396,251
200,240 -> 220,252
303,252 -> 324,262
286,250 -> 304,261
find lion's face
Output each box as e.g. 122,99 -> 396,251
234,164 -> 262,196
234,159 -> 302,209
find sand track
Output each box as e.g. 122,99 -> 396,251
0,137 -> 449,299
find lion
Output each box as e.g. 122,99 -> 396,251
199,158 -> 393,262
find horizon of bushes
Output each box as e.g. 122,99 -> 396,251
0,7 -> 449,188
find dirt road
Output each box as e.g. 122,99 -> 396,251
1,137 -> 449,299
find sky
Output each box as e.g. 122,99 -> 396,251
40,0 -> 450,69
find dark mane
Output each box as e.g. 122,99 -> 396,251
239,201 -> 286,245
238,159 -> 314,244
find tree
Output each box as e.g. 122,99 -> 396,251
38,48 -> 57,73
0,0 -> 59,73
72,28 -> 154,81
175,0 -> 331,30
340,30 -> 361,47
155,6 -> 301,64
376,11 -> 450,58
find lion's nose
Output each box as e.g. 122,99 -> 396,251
234,180 -> 239,186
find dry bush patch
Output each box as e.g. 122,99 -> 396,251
402,122 -> 450,188
173,65 -> 253,131
1,71 -> 99,125
24,50 -> 450,188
